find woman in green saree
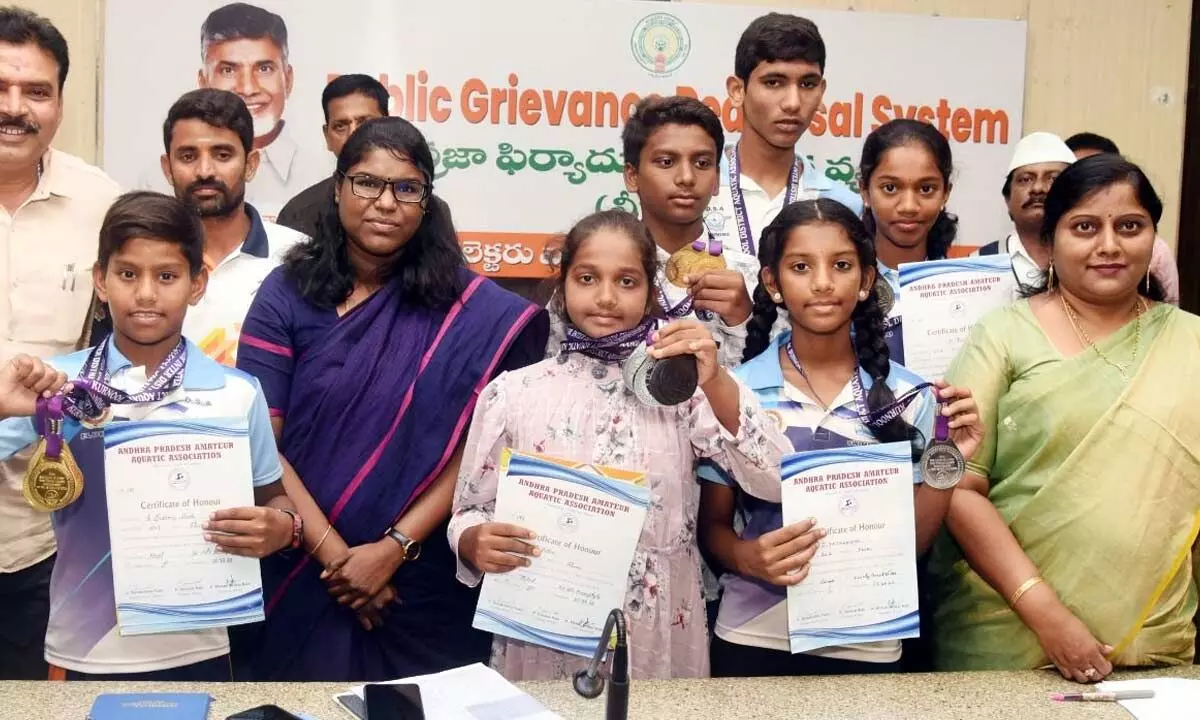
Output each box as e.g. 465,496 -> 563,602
930,154 -> 1200,683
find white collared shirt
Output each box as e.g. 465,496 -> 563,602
0,148 -> 120,575
183,204 -> 306,367
708,171 -> 812,254
245,126 -> 330,221
999,233 -> 1045,289
707,146 -> 864,256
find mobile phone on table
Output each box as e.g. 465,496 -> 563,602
364,683 -> 425,720
225,705 -> 302,720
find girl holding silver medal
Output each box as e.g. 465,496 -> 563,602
698,199 -> 982,677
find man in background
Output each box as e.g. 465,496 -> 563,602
276,73 -> 388,238
197,2 -> 323,219
1065,131 -> 1179,304
0,6 -> 120,679
160,89 -> 304,365
975,132 -> 1074,290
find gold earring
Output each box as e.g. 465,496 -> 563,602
1047,262 -> 1055,288
772,292 -> 783,303
1144,269 -> 1151,294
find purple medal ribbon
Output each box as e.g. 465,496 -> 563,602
62,336 -> 188,421
34,395 -> 66,459
933,413 -> 950,443
561,319 -> 656,364
785,341 -> 932,432
656,286 -> 697,320
727,144 -> 802,255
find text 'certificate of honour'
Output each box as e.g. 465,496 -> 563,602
781,442 -> 918,654
474,450 -> 648,657
104,418 -> 264,635
899,256 -> 1016,381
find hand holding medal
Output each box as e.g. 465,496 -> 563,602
0,355 -> 69,420
920,381 -> 982,490
20,337 -> 189,512
648,319 -> 720,388
664,237 -> 727,288
0,355 -> 81,513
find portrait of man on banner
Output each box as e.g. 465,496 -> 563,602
195,2 -> 324,218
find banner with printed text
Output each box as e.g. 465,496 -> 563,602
103,0 -> 1027,278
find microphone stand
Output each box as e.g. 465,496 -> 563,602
571,608 -> 629,720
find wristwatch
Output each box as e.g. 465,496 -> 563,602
385,528 -> 422,563
278,508 -> 303,551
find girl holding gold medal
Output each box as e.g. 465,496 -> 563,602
698,199 -> 983,677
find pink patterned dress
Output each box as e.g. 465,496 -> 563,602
449,353 -> 787,680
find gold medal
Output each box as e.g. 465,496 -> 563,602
24,395 -> 85,512
665,246 -> 727,288
24,438 -> 84,512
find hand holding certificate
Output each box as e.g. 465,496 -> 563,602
104,418 -> 265,635
472,450 -> 649,657
780,442 -> 919,654
899,256 -> 1017,381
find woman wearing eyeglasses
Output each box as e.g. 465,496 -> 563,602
233,117 -> 549,681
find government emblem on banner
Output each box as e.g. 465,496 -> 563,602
631,12 -> 691,77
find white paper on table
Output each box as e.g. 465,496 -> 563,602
334,663 -> 562,720
103,418 -> 264,635
898,255 -> 1017,381
1095,678 -> 1200,719
780,441 -> 918,654
473,449 -> 649,657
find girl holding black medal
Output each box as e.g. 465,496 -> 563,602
698,199 -> 982,677
859,119 -> 959,365
450,209 -> 790,680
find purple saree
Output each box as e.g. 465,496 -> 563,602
235,266 -> 545,681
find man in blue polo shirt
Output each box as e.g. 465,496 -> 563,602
159,89 -> 305,366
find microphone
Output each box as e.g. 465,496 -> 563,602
571,608 -> 629,720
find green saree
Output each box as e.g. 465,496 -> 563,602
930,301 -> 1200,670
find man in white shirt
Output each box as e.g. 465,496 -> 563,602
195,3 -> 325,220
159,89 -> 304,366
974,132 -> 1075,292
709,13 -> 861,258
0,7 -> 120,680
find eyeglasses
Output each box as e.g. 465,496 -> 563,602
342,173 -> 429,203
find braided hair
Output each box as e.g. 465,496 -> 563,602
744,199 -> 923,453
860,119 -> 958,262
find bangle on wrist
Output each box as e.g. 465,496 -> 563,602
309,524 -> 333,556
1009,575 -> 1044,608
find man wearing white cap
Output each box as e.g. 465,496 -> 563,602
975,131 -> 1076,291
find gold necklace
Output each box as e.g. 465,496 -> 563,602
1059,293 -> 1146,380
